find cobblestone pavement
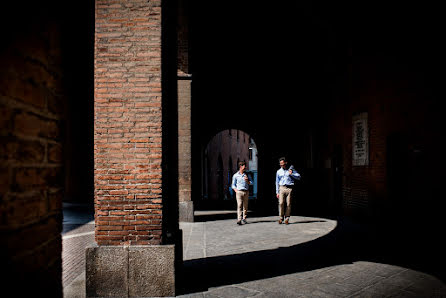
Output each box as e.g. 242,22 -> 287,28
63,208 -> 446,297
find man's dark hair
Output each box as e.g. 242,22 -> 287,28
238,161 -> 246,167
279,157 -> 287,162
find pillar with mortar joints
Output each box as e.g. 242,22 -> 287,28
177,0 -> 194,222
87,0 -> 181,297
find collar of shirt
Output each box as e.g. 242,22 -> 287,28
278,168 -> 289,175
278,168 -> 293,184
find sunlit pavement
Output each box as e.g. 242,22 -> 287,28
63,206 -> 446,297
62,203 -> 94,296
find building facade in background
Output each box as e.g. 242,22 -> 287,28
203,130 -> 257,202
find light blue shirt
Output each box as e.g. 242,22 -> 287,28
232,171 -> 252,191
276,167 -> 301,194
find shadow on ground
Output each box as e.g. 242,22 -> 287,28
194,212 -> 238,222
194,211 -> 327,225
193,206 -> 262,222
179,216 -> 446,295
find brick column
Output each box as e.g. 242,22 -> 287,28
178,77 -> 193,221
87,0 -> 178,296
177,0 -> 193,221
0,6 -> 65,296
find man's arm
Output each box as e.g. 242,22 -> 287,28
290,170 -> 301,180
231,174 -> 238,192
275,171 -> 280,194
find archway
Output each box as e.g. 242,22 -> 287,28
198,129 -> 259,214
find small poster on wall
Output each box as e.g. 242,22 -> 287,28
352,112 -> 369,166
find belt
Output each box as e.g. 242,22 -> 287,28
280,185 -> 293,188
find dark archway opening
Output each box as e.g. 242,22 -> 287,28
197,129 -> 259,216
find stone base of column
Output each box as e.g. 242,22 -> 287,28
86,244 -> 177,297
179,201 -> 194,222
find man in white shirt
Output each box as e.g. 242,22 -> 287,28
232,161 -> 252,225
275,157 -> 301,224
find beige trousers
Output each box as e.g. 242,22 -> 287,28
236,190 -> 249,220
279,185 -> 293,218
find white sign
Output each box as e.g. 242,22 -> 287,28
352,112 -> 369,166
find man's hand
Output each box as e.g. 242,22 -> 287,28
244,175 -> 249,182
276,193 -> 280,199
288,169 -> 293,175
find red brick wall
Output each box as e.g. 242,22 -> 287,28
177,0 -> 190,75
205,130 -> 250,201
0,9 -> 64,296
326,58 -> 441,218
94,0 -> 164,245
178,80 -> 192,203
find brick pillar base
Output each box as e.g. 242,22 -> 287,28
179,201 -> 194,222
86,244 -> 178,297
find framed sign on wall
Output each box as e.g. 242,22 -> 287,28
352,112 -> 369,166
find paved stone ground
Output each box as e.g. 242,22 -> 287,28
177,215 -> 446,298
62,203 -> 94,292
63,207 -> 446,297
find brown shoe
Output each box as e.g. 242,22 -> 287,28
278,218 -> 283,224
284,218 -> 289,225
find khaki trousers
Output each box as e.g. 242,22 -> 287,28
279,185 -> 293,219
236,190 -> 249,220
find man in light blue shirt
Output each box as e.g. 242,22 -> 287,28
232,161 -> 252,225
276,157 -> 301,224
